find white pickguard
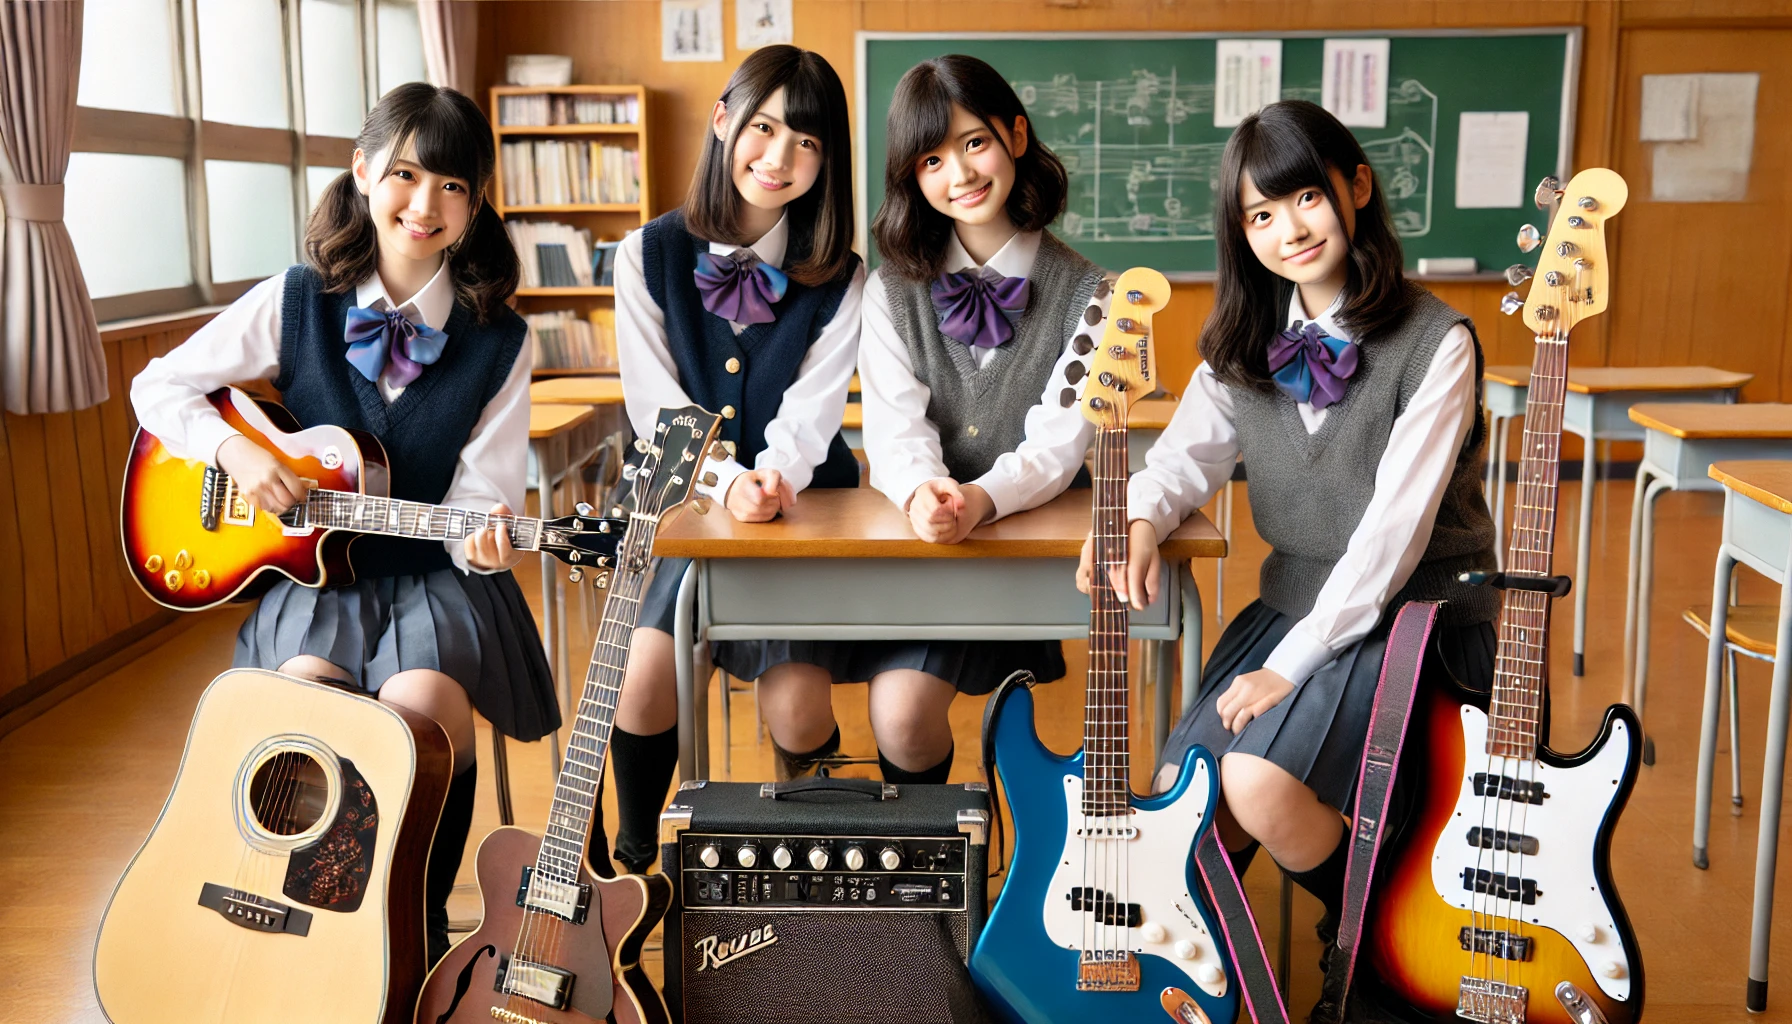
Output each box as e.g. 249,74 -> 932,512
1042,764 -> 1228,999
1431,704 -> 1632,1001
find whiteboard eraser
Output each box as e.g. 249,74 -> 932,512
1418,258 -> 1478,275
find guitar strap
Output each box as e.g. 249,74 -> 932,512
1193,830 -> 1290,1024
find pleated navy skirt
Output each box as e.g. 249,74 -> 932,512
1158,599 -> 1496,812
235,568 -> 560,742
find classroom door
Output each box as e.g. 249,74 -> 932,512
1607,29 -> 1792,399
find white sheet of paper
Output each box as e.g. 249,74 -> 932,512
1650,72 -> 1757,202
661,0 -> 722,62
1455,112 -> 1530,209
1214,39 -> 1282,128
1640,74 -> 1700,142
737,0 -> 792,49
1322,38 -> 1389,128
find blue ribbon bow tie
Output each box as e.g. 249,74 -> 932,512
1267,320 -> 1359,410
344,305 -> 448,387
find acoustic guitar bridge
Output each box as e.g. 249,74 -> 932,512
198,882 -> 312,936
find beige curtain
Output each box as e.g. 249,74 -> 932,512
0,0 -> 103,415
419,0 -> 480,98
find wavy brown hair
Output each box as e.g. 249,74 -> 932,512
683,46 -> 855,287
1202,100 -> 1412,389
871,55 -> 1069,282
306,83 -> 518,323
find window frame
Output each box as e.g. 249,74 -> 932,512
72,0 -> 420,322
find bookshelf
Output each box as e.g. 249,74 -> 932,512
493,84 -> 649,373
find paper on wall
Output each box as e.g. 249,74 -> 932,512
1455,111 -> 1529,209
661,0 -> 723,62
737,0 -> 792,50
1640,74 -> 1699,142
1214,39 -> 1282,128
1647,73 -> 1758,202
1321,38 -> 1389,128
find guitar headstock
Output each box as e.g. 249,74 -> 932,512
626,404 -> 726,524
537,513 -> 628,568
1503,168 -> 1628,337
1060,267 -> 1172,429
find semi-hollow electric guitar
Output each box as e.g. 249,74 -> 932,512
93,668 -> 454,1023
1365,169 -> 1644,1024
414,403 -> 723,1024
970,269 -> 1240,1024
121,386 -> 625,611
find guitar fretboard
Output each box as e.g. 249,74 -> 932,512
298,488 -> 544,550
1084,423 -> 1132,817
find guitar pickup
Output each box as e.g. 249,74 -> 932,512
495,954 -> 574,1009
1068,886 -> 1143,927
200,467 -> 222,530
515,865 -> 590,924
198,882 -> 311,936
1459,926 -> 1533,961
1472,772 -> 1548,805
1461,868 -> 1540,905
1467,826 -> 1540,855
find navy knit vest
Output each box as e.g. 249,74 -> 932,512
640,211 -> 860,488
274,264 -> 527,579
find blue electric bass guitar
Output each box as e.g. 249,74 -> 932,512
970,268 -> 1239,1024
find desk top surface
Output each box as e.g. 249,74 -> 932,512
531,376 -> 626,405
653,487 -> 1224,560
1710,461 -> 1792,514
1630,403 -> 1792,439
841,397 -> 1176,432
528,403 -> 594,438
1480,365 -> 1753,394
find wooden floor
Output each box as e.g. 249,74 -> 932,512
5,476 -> 1792,1021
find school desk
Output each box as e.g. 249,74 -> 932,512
1624,404 -> 1792,764
1481,365 -> 1530,571
1694,461 -> 1792,1012
1480,365 -> 1751,676
652,488 -> 1226,781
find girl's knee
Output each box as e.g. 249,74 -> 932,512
380,670 -> 476,772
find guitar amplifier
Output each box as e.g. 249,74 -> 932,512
659,778 -> 991,1024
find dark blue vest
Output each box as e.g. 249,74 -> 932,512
640,211 -> 859,488
274,264 -> 527,578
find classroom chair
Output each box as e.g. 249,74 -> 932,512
1684,603 -> 1779,814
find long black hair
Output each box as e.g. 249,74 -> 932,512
871,55 -> 1069,281
683,45 -> 855,287
1203,100 -> 1411,390
306,83 -> 518,323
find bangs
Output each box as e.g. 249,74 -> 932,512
886,68 -> 958,175
775,60 -> 837,141
378,89 -> 492,187
1232,119 -> 1336,208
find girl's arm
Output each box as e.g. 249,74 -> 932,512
1261,324 -> 1478,686
753,261 -> 866,494
440,340 -> 531,573
1124,362 -> 1244,539
858,269 -> 951,510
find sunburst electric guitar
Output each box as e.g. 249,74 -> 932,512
414,403 -> 723,1024
970,269 -> 1239,1024
1365,169 -> 1644,1024
121,386 -> 625,611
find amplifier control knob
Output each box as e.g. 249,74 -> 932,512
698,844 -> 721,869
736,844 -> 761,868
843,846 -> 866,872
879,846 -> 903,871
772,844 -> 793,870
808,845 -> 831,871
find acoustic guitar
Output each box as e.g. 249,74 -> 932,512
414,403 -> 723,1024
121,386 -> 625,612
93,669 -> 454,1023
1364,170 -> 1644,1024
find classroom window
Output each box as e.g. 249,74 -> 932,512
307,166 -> 346,212
206,161 -> 300,284
196,0 -> 290,130
302,0 -> 365,138
376,0 -> 428,99
76,0 -> 178,116
63,154 -> 194,300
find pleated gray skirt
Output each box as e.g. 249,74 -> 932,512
1159,600 -> 1496,812
234,569 -> 560,742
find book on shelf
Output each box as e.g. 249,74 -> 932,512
507,220 -> 597,288
500,139 -> 641,207
498,92 -> 639,127
525,308 -> 618,371
592,240 -> 621,287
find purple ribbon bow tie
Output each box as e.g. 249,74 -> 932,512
1268,320 -> 1360,411
344,305 -> 448,388
694,248 -> 789,325
930,266 -> 1031,349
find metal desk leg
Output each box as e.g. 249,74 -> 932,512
533,439 -> 562,780
1180,563 -> 1204,716
1152,637 -> 1174,766
1621,465 -> 1654,700
1746,565 -> 1792,1011
1573,424 -> 1598,677
1217,480 -> 1233,629
1694,548 -> 1737,870
490,729 -> 516,827
1492,415 -> 1513,572
674,561 -> 702,782
1631,475 -> 1672,765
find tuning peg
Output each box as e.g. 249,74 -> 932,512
1071,334 -> 1094,355
610,507 -> 624,517
568,567 -> 583,583
1517,224 -> 1542,253
701,471 -> 718,487
622,464 -> 640,481
1064,361 -> 1087,384
634,438 -> 651,454
575,502 -> 594,516
1504,264 -> 1534,286
1500,291 -> 1525,316
593,571 -> 611,590
707,441 -> 729,462
1534,176 -> 1563,210
691,498 -> 712,516
1060,387 -> 1078,409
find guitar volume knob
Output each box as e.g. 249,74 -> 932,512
1173,939 -> 1199,960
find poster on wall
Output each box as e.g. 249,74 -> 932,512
1641,72 -> 1758,202
662,0 -> 723,62
738,0 -> 793,49
1321,38 -> 1389,128
1214,39 -> 1282,127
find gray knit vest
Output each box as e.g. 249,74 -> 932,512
884,232 -> 1107,481
1232,284 -> 1498,626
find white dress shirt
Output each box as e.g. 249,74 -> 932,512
1127,289 -> 1478,686
859,229 -> 1111,520
129,261 -> 532,574
613,212 -> 865,504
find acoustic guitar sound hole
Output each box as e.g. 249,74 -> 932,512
248,751 -> 330,835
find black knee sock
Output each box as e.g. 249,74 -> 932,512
877,744 -> 954,785
425,763 -> 478,967
1285,832 -> 1349,974
1227,840 -> 1261,878
608,724 -> 680,875
772,725 -> 841,779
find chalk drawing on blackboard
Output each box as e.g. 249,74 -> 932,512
1008,70 -> 1436,243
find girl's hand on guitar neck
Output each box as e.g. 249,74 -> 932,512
217,434 -> 309,514
464,503 -> 525,572
1076,519 -> 1161,611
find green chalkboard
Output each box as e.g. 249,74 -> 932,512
855,31 -> 1576,275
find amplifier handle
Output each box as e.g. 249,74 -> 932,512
759,777 -> 897,801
